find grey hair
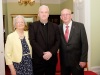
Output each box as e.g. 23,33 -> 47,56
13,15 -> 26,28
38,5 -> 49,13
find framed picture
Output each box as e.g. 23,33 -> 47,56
11,14 -> 38,30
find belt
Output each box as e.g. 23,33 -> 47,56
23,53 -> 30,56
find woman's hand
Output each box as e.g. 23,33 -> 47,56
8,64 -> 16,75
10,68 -> 16,75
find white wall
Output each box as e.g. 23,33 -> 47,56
0,0 -> 5,75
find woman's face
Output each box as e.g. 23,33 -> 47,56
15,18 -> 25,30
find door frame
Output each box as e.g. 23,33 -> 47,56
0,0 -> 5,75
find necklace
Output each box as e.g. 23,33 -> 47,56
19,35 -> 25,39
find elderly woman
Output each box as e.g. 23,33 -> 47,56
5,15 -> 33,75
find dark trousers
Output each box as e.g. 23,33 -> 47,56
33,61 -> 56,75
61,65 -> 84,75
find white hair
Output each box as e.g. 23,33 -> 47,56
38,5 -> 49,12
13,15 -> 26,28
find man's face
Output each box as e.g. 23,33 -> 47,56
38,7 -> 49,21
60,9 -> 72,24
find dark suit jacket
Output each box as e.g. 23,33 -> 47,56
59,21 -> 88,67
28,21 -> 60,65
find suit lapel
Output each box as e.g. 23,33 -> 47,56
60,24 -> 67,43
68,22 -> 75,42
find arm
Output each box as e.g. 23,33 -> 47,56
49,24 -> 60,54
5,35 -> 13,65
8,65 -> 16,75
5,35 -> 16,75
79,24 -> 88,68
80,24 -> 88,62
28,23 -> 44,57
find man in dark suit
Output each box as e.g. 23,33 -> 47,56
59,9 -> 88,75
28,5 -> 60,75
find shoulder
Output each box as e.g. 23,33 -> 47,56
48,21 -> 59,27
29,21 -> 40,28
6,31 -> 16,41
7,31 -> 15,38
31,21 -> 40,25
24,31 -> 28,35
72,21 -> 84,28
72,21 -> 84,25
28,21 -> 37,26
59,24 -> 63,27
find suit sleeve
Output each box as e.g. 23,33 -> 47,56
28,23 -> 44,57
49,24 -> 60,54
80,24 -> 88,62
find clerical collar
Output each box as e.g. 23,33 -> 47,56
40,21 -> 48,25
43,23 -> 46,25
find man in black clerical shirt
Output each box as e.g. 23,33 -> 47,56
28,5 -> 60,75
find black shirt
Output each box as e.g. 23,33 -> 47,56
40,22 -> 48,51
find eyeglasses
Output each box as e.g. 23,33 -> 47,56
61,14 -> 71,16
16,22 -> 24,24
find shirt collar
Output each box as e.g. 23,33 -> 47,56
63,20 -> 72,28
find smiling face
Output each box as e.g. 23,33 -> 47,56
60,9 -> 72,25
38,5 -> 49,22
15,17 -> 25,30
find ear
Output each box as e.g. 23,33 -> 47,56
14,25 -> 16,30
60,15 -> 62,20
70,14 -> 73,19
38,13 -> 39,17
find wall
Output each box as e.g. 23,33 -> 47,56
91,0 -> 100,67
60,0 -> 73,12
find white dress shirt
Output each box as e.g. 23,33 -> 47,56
63,21 -> 72,39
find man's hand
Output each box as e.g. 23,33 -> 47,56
79,62 -> 87,68
43,51 -> 52,61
